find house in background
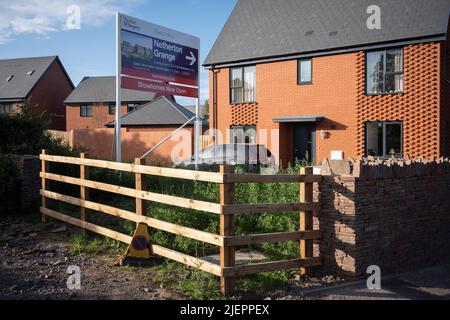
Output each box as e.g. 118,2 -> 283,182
204,0 -> 450,165
64,76 -> 168,131
0,56 -> 74,130
71,96 -> 200,162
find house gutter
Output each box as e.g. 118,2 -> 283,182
203,34 -> 446,69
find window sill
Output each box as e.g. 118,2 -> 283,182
366,155 -> 403,159
230,102 -> 258,106
365,92 -> 404,96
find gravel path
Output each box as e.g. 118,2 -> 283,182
0,220 -> 347,300
0,221 -> 183,300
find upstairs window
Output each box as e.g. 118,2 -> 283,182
230,66 -> 256,104
0,104 -> 13,114
298,58 -> 312,84
80,104 -> 93,117
127,103 -> 140,112
366,49 -> 404,94
109,103 -> 116,115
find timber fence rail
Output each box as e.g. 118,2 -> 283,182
40,150 -> 322,295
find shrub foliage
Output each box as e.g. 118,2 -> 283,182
0,103 -> 74,213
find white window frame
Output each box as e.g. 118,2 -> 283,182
230,66 -> 256,104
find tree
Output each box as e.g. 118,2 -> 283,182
201,99 -> 210,121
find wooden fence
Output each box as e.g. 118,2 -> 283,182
47,130 -> 73,148
201,135 -> 214,150
39,150 -> 322,295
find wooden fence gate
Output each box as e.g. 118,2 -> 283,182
40,150 -> 322,295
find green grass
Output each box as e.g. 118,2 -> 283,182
237,270 -> 293,295
66,233 -> 125,256
64,231 -> 295,299
47,161 -> 309,297
149,260 -> 293,299
151,261 -> 224,300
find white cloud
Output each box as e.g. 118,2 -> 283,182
0,0 -> 142,44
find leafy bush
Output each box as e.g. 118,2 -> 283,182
0,103 -> 73,156
149,164 -> 302,258
0,103 -> 75,213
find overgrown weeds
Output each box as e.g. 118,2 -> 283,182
56,160 -> 309,297
67,233 -> 124,256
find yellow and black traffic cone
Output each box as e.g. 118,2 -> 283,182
114,223 -> 153,267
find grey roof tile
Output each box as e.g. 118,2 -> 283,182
64,76 -> 158,104
204,0 -> 450,66
0,56 -> 60,101
106,96 -> 196,127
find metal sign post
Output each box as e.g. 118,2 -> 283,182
115,12 -> 122,163
194,47 -> 201,169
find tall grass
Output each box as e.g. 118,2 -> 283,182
50,161 -> 311,297
53,161 -> 307,260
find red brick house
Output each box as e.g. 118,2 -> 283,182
0,56 -> 74,130
69,96 -> 200,163
64,76 -> 166,131
64,77 -> 203,162
204,0 -> 450,165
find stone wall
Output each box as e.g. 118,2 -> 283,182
7,155 -> 40,211
316,157 -> 450,278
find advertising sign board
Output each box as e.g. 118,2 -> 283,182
115,13 -> 201,164
120,14 -> 200,89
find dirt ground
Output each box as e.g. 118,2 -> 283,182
0,221 -> 184,300
0,220 -> 346,300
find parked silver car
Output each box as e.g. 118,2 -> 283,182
175,144 -> 275,171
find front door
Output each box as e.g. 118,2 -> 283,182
294,123 -> 316,163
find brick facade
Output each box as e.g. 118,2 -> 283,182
66,103 -> 130,131
71,127 -> 194,163
209,40 -> 449,165
316,158 -> 450,278
440,22 -> 450,158
356,43 -> 442,158
27,59 -> 74,131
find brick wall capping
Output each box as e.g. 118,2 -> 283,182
320,156 -> 450,180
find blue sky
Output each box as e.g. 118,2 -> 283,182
0,0 -> 238,105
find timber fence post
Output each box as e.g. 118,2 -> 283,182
300,166 -> 314,275
220,164 -> 235,295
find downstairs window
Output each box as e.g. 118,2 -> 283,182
230,125 -> 257,144
366,122 -> 403,158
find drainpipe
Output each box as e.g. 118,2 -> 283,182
212,65 -> 218,145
